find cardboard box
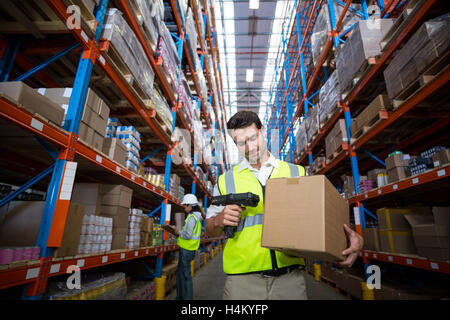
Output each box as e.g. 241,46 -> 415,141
100,205 -> 129,228
261,175 -> 350,262
325,119 -> 348,158
92,131 -> 104,150
98,101 -> 110,120
378,229 -> 417,254
53,203 -> 85,258
362,227 -> 381,251
385,153 -> 410,170
405,214 -> 450,260
71,183 -> 102,215
102,138 -> 127,166
432,149 -> 450,168
0,201 -> 46,246
111,233 -> 126,250
376,207 -> 430,231
351,94 -> 391,137
101,185 -> 133,208
387,166 -> 410,183
432,207 -> 450,226
78,122 -> 94,145
0,82 -> 65,126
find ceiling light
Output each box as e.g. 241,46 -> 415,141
249,0 -> 259,10
246,69 -> 254,82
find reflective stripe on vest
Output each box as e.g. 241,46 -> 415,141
177,214 -> 201,251
218,159 -> 306,274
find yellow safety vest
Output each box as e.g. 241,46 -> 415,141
177,213 -> 202,251
218,159 -> 306,274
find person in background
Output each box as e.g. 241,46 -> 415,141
165,193 -> 204,300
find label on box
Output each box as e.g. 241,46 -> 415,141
406,259 -> 412,265
116,166 -> 121,173
99,55 -> 106,65
134,251 -> 138,257
393,184 -> 398,190
412,178 -> 419,184
96,155 -> 102,163
37,88 -> 46,95
430,262 -> 439,270
120,253 -> 125,259
80,30 -> 89,44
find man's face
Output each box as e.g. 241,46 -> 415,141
231,124 -> 267,165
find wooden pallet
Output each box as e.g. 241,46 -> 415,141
380,0 -> 425,52
350,109 -> 389,141
341,57 -> 378,100
326,144 -> 344,164
393,51 -> 450,109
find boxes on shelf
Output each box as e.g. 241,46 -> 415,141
151,87 -> 173,132
385,152 -> 411,183
378,229 -> 416,255
325,119 -> 348,159
311,2 -> 361,66
102,138 -> 127,167
358,179 -> 376,193
152,223 -> 163,246
305,107 -> 320,142
140,216 -> 153,247
384,14 -> 450,100
261,175 -> 350,262
405,207 -> 450,261
53,203 -> 86,257
101,8 -> 155,100
127,209 -> 144,249
0,81 -> 65,126
318,71 -> 341,125
156,22 -> 179,90
362,227 -> 381,252
78,214 -> 113,255
336,19 -> 394,93
295,122 -> 307,158
432,148 -> 450,168
126,280 -> 155,300
185,8 -> 198,58
0,246 -> 40,265
133,0 -> 164,49
350,94 -> 391,138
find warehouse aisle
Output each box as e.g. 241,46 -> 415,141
167,252 -> 348,300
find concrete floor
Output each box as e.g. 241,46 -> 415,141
167,251 -> 348,300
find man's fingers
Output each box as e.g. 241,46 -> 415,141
227,204 -> 243,212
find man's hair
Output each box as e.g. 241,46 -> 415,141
227,110 -> 262,130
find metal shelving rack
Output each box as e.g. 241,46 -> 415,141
0,0 -> 227,298
266,0 -> 450,284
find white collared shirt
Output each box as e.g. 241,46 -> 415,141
206,153 -> 278,219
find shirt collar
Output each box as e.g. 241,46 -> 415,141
238,152 -> 279,172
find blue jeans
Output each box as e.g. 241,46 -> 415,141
176,248 -> 196,300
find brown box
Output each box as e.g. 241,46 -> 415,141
78,122 -> 94,145
0,81 -> 65,126
102,138 -> 126,166
140,232 -> 148,247
71,183 -> 103,215
101,185 -> 133,208
367,168 -> 387,182
376,207 -> 430,231
53,203 -> 85,258
378,229 -> 417,254
432,149 -> 450,168
92,131 -> 104,150
111,233 -> 126,250
385,153 -> 410,170
261,175 -> 350,262
387,166 -> 410,184
362,227 -> 381,251
98,100 -> 110,120
432,207 -> 450,226
351,94 -> 391,137
100,205 -> 129,228
325,119 -> 348,159
0,201 -> 46,246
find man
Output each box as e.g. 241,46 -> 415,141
165,193 -> 204,300
206,110 -> 363,300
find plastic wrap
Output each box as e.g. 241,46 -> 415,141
295,122 -> 307,157
305,106 -> 320,142
186,8 -> 198,58
157,22 -> 179,88
311,2 -> 361,66
45,272 -> 127,300
134,0 -> 162,46
101,9 -> 155,99
384,14 -> 450,99
127,209 -> 143,249
336,19 -> 394,92
151,88 -> 173,130
318,71 -> 341,124
126,280 -> 155,300
179,73 -> 194,123
79,215 -> 113,255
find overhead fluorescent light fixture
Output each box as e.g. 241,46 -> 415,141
246,69 -> 254,82
249,0 -> 259,10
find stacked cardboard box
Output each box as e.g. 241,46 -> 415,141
366,168 -> 387,188
54,203 -> 86,257
377,207 -> 430,254
325,119 -> 348,159
384,15 -> 450,100
362,227 -> 381,252
140,216 -> 153,247
405,207 -> 450,261
102,138 -> 127,167
305,107 -> 320,142
350,94 -> 391,138
36,87 -> 110,150
156,19 -> 180,92
336,19 -> 394,92
0,81 -> 65,126
318,71 -> 341,125
432,148 -> 450,168
385,153 -> 411,183
127,209 -> 143,249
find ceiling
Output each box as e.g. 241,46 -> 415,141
214,0 -> 298,163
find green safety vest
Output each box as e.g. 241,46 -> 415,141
218,159 -> 306,274
177,213 -> 202,251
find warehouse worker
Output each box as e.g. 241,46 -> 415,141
206,110 -> 364,300
165,193 -> 204,300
